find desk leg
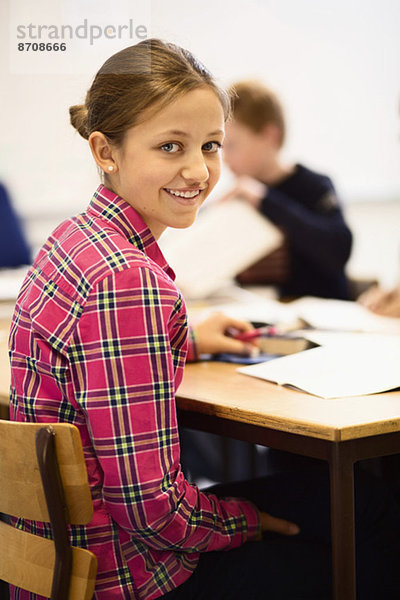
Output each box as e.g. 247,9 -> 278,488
329,443 -> 356,600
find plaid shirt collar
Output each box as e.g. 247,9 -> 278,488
88,184 -> 175,280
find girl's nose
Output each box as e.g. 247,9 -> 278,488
181,153 -> 209,183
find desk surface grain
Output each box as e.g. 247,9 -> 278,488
176,361 -> 400,442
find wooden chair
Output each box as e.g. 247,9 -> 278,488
0,421 -> 97,600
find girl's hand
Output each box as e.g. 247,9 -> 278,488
194,311 -> 259,356
253,510 -> 300,541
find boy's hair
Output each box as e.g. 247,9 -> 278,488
229,80 -> 286,146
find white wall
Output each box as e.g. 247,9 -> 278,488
1,0 -> 399,224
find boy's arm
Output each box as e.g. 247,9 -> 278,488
260,181 -> 352,275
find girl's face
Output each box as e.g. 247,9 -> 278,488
111,87 -> 225,239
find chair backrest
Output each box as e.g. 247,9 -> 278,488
0,421 -> 97,600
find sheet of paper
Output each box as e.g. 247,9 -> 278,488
0,267 -> 29,301
189,294 -> 400,336
298,330 -> 400,348
191,298 -> 301,331
290,296 -> 400,335
238,336 -> 400,398
158,198 -> 283,299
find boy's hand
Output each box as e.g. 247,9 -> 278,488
219,175 -> 267,209
358,285 -> 400,318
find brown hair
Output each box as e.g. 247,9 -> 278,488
229,80 -> 286,146
69,38 -> 231,146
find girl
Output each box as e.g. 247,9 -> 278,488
9,39 -> 400,600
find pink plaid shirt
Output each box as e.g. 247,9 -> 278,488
9,185 -> 259,600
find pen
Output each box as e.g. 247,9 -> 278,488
234,326 -> 277,341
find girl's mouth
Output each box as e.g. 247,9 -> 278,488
164,188 -> 202,199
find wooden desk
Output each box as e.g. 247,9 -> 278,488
2,320 -> 400,599
176,361 -> 400,600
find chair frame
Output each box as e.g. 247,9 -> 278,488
0,421 -> 97,600
36,426 -> 73,600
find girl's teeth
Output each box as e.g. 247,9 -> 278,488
167,189 -> 200,198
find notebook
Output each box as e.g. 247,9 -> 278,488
238,335 -> 400,399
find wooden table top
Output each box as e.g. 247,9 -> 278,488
176,361 -> 400,442
2,312 -> 400,443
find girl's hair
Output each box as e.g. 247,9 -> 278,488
69,38 -> 231,145
229,80 -> 286,146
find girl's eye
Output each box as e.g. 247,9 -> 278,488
202,141 -> 222,152
161,142 -> 180,153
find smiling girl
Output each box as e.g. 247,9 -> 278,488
8,39 -> 400,600
88,87 -> 224,237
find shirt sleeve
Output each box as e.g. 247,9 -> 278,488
68,265 -> 259,553
186,326 -> 199,362
260,178 -> 352,276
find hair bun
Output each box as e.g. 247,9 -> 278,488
69,104 -> 89,139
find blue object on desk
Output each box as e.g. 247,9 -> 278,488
206,353 -> 280,365
0,183 -> 31,267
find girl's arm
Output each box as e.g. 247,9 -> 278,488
70,266 -> 260,553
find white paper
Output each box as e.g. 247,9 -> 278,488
189,294 -> 400,336
290,296 -> 400,335
238,336 -> 400,398
297,330 -> 400,348
0,267 -> 29,301
159,199 -> 283,299
198,298 -> 301,331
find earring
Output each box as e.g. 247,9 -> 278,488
108,165 -> 114,172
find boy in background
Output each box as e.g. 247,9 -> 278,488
222,80 -> 352,299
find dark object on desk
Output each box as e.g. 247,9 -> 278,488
258,335 -> 316,355
0,183 -> 31,267
214,352 -> 279,365
215,336 -> 318,364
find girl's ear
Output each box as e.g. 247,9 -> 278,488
89,131 -> 117,174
